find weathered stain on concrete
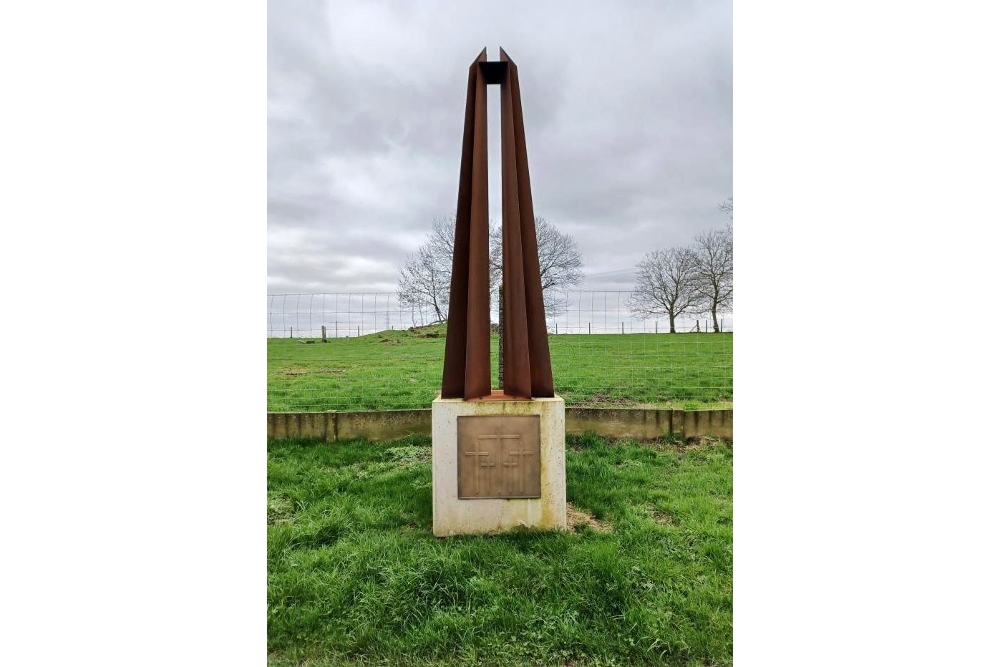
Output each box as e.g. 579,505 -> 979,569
432,395 -> 566,536
683,409 -> 733,439
564,407 -> 671,440
267,407 -> 733,442
325,412 -> 338,442
336,409 -> 432,442
272,413 -> 287,440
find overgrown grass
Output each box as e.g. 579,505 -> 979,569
268,434 -> 732,666
267,325 -> 732,412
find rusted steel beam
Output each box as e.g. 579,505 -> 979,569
441,48 -> 554,400
464,48 -> 492,400
499,55 -> 531,398
503,49 -> 554,397
442,48 -> 490,399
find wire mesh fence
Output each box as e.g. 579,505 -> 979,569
267,291 -> 732,338
267,291 -> 732,412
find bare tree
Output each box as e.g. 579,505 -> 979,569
720,196 -> 733,249
488,217 -> 584,316
398,215 -> 583,322
719,196 -> 733,221
629,247 -> 701,333
396,217 -> 455,323
692,227 -> 733,333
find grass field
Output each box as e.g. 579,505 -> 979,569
267,326 -> 732,412
268,433 -> 733,666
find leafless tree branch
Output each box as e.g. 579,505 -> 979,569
691,227 -> 733,332
489,217 -> 584,316
398,215 -> 584,321
629,247 -> 701,333
719,196 -> 733,221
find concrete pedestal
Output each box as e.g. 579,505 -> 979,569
432,394 -> 566,536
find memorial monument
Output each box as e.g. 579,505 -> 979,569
432,48 -> 567,536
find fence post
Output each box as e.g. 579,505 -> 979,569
321,325 -> 327,341
588,322 -> 591,335
357,326 -> 361,337
498,284 -> 504,390
289,327 -> 292,338
655,321 -> 658,334
621,322 -> 624,335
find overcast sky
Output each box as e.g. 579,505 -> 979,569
268,0 -> 732,294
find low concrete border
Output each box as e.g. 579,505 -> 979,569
267,407 -> 731,442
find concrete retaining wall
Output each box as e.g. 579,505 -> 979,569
267,407 -> 731,442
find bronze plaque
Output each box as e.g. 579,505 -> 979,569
457,415 -> 541,499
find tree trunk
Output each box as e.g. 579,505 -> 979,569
668,312 -> 676,334
711,305 -> 719,333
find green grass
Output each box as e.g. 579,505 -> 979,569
267,325 -> 732,412
268,434 -> 732,666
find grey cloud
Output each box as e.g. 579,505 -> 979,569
268,0 -> 731,295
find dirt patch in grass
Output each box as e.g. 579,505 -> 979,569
648,506 -> 676,525
646,435 -> 731,452
576,393 -> 634,408
378,338 -> 402,345
567,502 -> 613,533
267,496 -> 295,525
384,445 -> 431,468
279,366 -> 345,377
679,435 -> 732,450
407,324 -> 446,338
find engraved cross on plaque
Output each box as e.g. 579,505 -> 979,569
501,436 -> 531,467
466,436 -> 497,468
457,415 -> 541,499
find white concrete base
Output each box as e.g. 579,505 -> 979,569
432,394 -> 566,536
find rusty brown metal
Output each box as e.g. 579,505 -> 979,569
457,415 -> 541,499
442,48 -> 555,400
503,49 -> 555,397
442,49 -> 490,399
499,58 -> 531,398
